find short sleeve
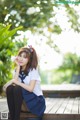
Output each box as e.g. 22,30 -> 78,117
29,68 -> 41,81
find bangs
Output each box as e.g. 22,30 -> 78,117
18,50 -> 31,58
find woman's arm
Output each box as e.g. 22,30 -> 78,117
13,66 -> 20,80
12,79 -> 36,92
19,80 -> 36,92
3,57 -> 20,92
13,56 -> 20,80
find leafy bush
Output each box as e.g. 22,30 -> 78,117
57,53 -> 80,74
55,52 -> 80,84
0,23 -> 22,92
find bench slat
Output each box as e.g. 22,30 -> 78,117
49,98 -> 65,113
45,98 -> 59,113
56,97 -> 69,113
72,97 -> 79,114
64,98 -> 74,114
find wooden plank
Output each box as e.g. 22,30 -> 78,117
43,91 -> 80,98
71,97 -> 79,114
0,98 -> 9,112
56,97 -> 69,114
78,97 -> 80,114
43,114 -> 80,120
42,84 -> 80,98
41,84 -> 80,91
45,98 -> 59,113
64,98 -> 74,114
49,98 -> 65,114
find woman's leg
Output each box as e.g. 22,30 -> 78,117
13,85 -> 23,120
6,85 -> 23,120
6,85 -> 15,120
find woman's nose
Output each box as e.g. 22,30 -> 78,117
20,57 -> 23,60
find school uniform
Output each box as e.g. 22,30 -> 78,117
18,68 -> 46,117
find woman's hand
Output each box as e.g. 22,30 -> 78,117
14,56 -> 20,67
13,56 -> 20,80
12,79 -> 21,86
3,80 -> 13,92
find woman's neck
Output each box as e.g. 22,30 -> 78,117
22,65 -> 26,71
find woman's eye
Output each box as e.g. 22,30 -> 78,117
19,55 -> 21,57
24,56 -> 27,58
23,55 -> 27,58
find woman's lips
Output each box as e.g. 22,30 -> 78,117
19,62 -> 23,64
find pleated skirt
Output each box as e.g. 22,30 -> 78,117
22,88 -> 46,117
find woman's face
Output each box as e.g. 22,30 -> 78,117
17,52 -> 29,67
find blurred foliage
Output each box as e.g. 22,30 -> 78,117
39,69 -> 72,84
0,0 -> 80,91
41,53 -> 80,84
57,53 -> 80,74
0,0 -> 54,30
0,23 -> 22,92
53,52 -> 80,84
0,0 -> 80,33
40,69 -> 72,84
51,70 -> 72,84
40,70 -> 49,84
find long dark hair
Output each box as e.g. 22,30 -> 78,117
17,46 -> 38,74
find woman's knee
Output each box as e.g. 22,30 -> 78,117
6,85 -> 14,94
13,85 -> 22,93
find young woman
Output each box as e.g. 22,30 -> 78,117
4,46 -> 46,120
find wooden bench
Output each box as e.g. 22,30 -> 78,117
20,97 -> 80,120
0,97 -> 80,120
42,84 -> 80,98
0,84 -> 80,120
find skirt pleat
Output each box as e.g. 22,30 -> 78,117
22,88 -> 46,116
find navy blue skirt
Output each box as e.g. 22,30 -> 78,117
22,88 -> 46,117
